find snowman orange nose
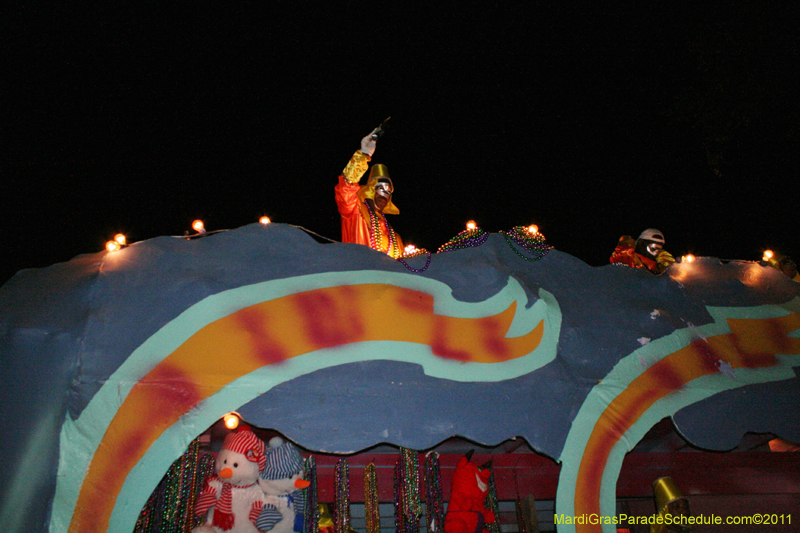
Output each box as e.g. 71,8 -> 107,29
219,467 -> 234,479
294,478 -> 311,489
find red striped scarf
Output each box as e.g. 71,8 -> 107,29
212,481 -> 235,530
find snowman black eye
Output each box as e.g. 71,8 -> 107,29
233,462 -> 239,468
223,459 -> 227,464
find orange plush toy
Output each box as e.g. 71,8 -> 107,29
444,452 -> 495,533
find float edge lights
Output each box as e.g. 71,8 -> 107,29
105,233 -> 127,253
192,219 -> 206,233
259,216 -> 272,225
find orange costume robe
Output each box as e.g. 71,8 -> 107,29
334,151 -> 403,258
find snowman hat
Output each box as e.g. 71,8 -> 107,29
222,426 -> 266,471
261,436 -> 304,480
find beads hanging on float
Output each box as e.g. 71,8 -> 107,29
303,456 -> 319,533
333,458 -> 351,533
134,437 -> 211,533
394,448 -> 422,533
424,453 -> 445,533
437,226 -> 490,253
397,223 -> 553,273
364,463 -> 381,533
500,225 -> 553,262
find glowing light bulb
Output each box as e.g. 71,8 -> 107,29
527,224 -> 539,235
106,240 -> 121,252
192,219 -> 206,233
259,216 -> 271,225
683,254 -> 695,263
466,220 -> 477,231
404,244 -> 417,254
223,413 -> 240,430
763,250 -> 774,262
114,233 -> 127,246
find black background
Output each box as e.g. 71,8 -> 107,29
4,2 -> 798,284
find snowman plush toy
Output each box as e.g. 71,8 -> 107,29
193,426 -> 267,533
256,437 -> 311,533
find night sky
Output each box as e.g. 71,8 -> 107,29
4,2 -> 798,285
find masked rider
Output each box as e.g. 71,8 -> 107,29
610,228 -> 675,274
334,127 -> 403,258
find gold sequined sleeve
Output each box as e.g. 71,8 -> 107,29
342,151 -> 371,184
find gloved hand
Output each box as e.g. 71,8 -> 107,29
656,250 -> 675,272
360,128 -> 379,157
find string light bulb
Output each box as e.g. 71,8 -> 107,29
763,250 -> 774,262
404,244 -> 417,254
192,219 -> 206,234
527,224 -> 539,235
466,220 -> 477,230
682,254 -> 696,263
223,413 -> 240,430
259,216 -> 271,225
105,233 -> 128,252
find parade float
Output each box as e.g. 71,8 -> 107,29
1,221 -> 799,533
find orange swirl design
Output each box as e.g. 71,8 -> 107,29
573,312 -> 800,533
69,283 -> 544,532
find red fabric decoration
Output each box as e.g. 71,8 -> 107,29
444,457 -> 495,533
212,482 -> 235,530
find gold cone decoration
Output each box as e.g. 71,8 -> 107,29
650,477 -> 692,533
368,164 -> 391,182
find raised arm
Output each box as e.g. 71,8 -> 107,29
335,128 -> 380,216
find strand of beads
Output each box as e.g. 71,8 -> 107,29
397,250 -> 432,272
134,437 -> 204,533
384,215 -> 400,258
485,466 -> 501,533
333,458 -> 350,533
501,225 -> 553,262
396,223 -> 551,273
393,448 -> 422,533
402,449 -> 422,523
514,499 -> 528,533
393,460 -> 405,533
179,438 -> 202,531
365,200 -> 400,258
365,200 -> 380,251
194,452 -> 216,529
437,226 -> 489,253
134,479 -> 159,532
364,462 -> 381,533
424,453 -> 444,533
303,456 -> 319,533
